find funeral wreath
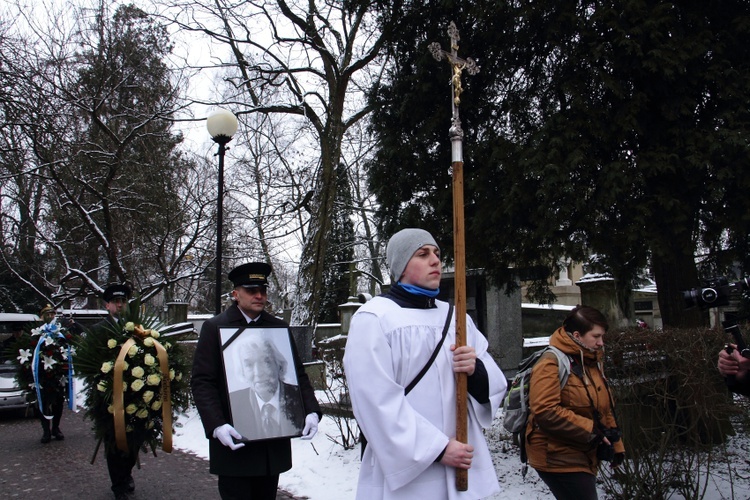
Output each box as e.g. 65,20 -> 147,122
75,300 -> 190,457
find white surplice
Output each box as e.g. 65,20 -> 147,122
343,297 -> 507,499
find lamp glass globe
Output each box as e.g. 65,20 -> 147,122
206,109 -> 238,138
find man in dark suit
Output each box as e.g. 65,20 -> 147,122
90,283 -> 137,500
191,262 -> 322,500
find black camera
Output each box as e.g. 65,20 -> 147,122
682,276 -> 750,310
596,427 -> 622,462
602,427 -> 622,443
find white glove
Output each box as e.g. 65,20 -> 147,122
301,413 -> 319,440
213,423 -> 245,450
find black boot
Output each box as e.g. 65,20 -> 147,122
40,419 -> 51,444
52,427 -> 64,440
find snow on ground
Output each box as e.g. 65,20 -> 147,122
172,401 -> 750,500
74,377 -> 750,499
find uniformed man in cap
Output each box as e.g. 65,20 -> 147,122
90,283 -> 137,499
40,303 -> 57,324
40,303 -> 83,336
192,262 -> 322,500
96,284 -> 131,329
34,304 -> 69,443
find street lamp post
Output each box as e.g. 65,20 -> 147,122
207,109 -> 238,315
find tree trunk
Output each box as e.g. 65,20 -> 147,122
292,133 -> 342,326
651,232 -> 705,328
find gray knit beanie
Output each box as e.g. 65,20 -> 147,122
386,228 -> 440,283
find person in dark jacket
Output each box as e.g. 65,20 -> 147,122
89,284 -> 136,500
191,262 -> 322,500
526,305 -> 625,500
717,344 -> 750,396
35,304 -> 68,444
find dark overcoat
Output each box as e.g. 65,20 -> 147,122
191,303 -> 321,477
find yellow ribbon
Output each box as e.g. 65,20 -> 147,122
154,338 -> 173,453
112,327 -> 173,454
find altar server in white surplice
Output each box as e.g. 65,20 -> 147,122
343,228 -> 508,500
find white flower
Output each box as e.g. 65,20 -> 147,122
144,354 -> 156,366
136,408 -> 149,419
125,404 -> 137,414
131,379 -> 145,392
30,326 -> 42,336
97,381 -> 107,392
59,375 -> 68,386
169,368 -> 175,381
127,344 -> 139,357
17,349 -> 31,364
107,339 -> 117,349
101,361 -> 114,374
131,366 -> 145,378
146,374 -> 161,386
42,355 -> 57,370
69,346 -> 76,356
150,330 -> 160,339
175,372 -> 183,382
143,391 -> 154,404
107,405 -> 114,414
143,337 -> 154,347
151,400 -> 162,411
44,336 -> 55,346
125,322 -> 135,332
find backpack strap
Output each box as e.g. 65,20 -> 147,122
546,346 -> 572,388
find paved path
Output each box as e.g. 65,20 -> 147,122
0,408 -> 305,499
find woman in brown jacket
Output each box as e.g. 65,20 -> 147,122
526,305 -> 625,500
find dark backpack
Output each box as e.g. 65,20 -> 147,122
502,346 -> 571,475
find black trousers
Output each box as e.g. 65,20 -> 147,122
106,449 -> 137,494
217,474 -> 279,500
35,394 -> 64,432
536,470 -> 598,500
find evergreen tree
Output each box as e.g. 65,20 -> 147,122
367,0 -> 750,327
38,3 -> 194,301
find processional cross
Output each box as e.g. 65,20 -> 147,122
429,22 -> 479,492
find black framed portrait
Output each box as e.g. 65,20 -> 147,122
220,327 -> 305,442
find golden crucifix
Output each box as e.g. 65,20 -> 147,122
428,21 -> 479,492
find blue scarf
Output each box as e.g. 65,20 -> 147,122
397,282 -> 440,298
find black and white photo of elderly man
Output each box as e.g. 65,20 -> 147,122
227,331 -> 305,441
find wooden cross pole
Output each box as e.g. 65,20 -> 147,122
429,21 -> 479,492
